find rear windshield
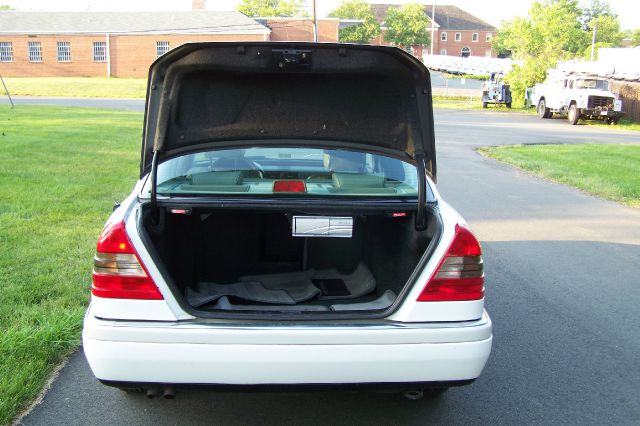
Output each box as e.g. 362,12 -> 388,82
152,147 -> 419,197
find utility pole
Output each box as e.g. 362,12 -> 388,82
105,33 -> 111,78
590,22 -> 597,62
312,0 -> 318,42
0,75 -> 14,108
430,4 -> 435,55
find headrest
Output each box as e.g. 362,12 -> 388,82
323,150 -> 366,173
332,173 -> 385,188
189,171 -> 242,185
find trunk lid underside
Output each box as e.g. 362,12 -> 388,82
141,42 -> 436,180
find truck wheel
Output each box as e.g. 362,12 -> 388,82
537,99 -> 550,119
482,102 -> 488,109
568,104 -> 579,125
506,102 -> 512,109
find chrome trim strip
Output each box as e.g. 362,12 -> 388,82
108,311 -> 491,331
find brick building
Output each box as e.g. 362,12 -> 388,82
0,11 -> 339,78
370,4 -> 496,58
257,18 -> 339,43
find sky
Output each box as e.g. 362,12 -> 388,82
2,0 -> 639,30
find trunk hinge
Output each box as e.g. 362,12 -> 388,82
415,153 -> 428,231
150,151 -> 160,225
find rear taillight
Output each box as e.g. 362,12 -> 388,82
91,221 -> 163,300
417,224 -> 484,302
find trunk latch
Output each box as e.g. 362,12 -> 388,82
273,49 -> 312,70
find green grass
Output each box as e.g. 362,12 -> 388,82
0,105 -> 142,424
3,77 -> 147,98
479,143 -> 640,207
433,97 -> 534,113
582,117 -> 640,132
441,73 -> 489,80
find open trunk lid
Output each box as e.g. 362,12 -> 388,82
141,42 -> 436,180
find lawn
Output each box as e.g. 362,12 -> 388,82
0,105 -> 142,424
3,77 -> 147,98
441,73 -> 489,81
582,118 -> 640,132
432,96 -> 534,113
479,143 -> 640,207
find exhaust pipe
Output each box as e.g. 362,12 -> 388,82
402,389 -> 424,400
146,386 -> 160,399
163,385 -> 176,399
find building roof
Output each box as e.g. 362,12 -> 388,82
371,4 -> 495,31
0,11 -> 270,35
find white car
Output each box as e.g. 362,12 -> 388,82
82,42 -> 492,399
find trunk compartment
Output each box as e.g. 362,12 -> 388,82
142,206 -> 437,317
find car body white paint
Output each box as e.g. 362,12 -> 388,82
83,309 -> 492,385
84,176 -> 492,387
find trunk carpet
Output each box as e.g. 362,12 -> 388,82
186,262 -> 377,308
312,262 -> 376,300
187,281 -> 298,307
238,269 -> 320,302
211,290 -> 397,312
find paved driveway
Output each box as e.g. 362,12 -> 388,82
18,102 -> 640,425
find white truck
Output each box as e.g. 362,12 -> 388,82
527,70 -> 623,125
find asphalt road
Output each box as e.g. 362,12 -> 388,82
18,99 -> 640,425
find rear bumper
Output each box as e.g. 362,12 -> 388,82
83,308 -> 492,385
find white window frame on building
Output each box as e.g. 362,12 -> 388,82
486,33 -> 492,42
57,41 -> 71,62
441,32 -> 447,41
156,41 -> 170,58
461,47 -> 470,57
28,41 -> 42,62
93,41 -> 107,62
440,49 -> 447,55
0,41 -> 14,62
472,33 -> 479,42
455,32 -> 461,42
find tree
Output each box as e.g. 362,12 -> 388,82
582,41 -> 612,60
492,0 -> 594,106
508,56 -> 558,108
494,0 -> 593,58
328,0 -> 380,44
580,0 -> 614,27
492,16 -> 540,58
383,3 -> 431,48
632,29 -> 640,46
587,14 -> 623,46
237,0 -> 306,18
